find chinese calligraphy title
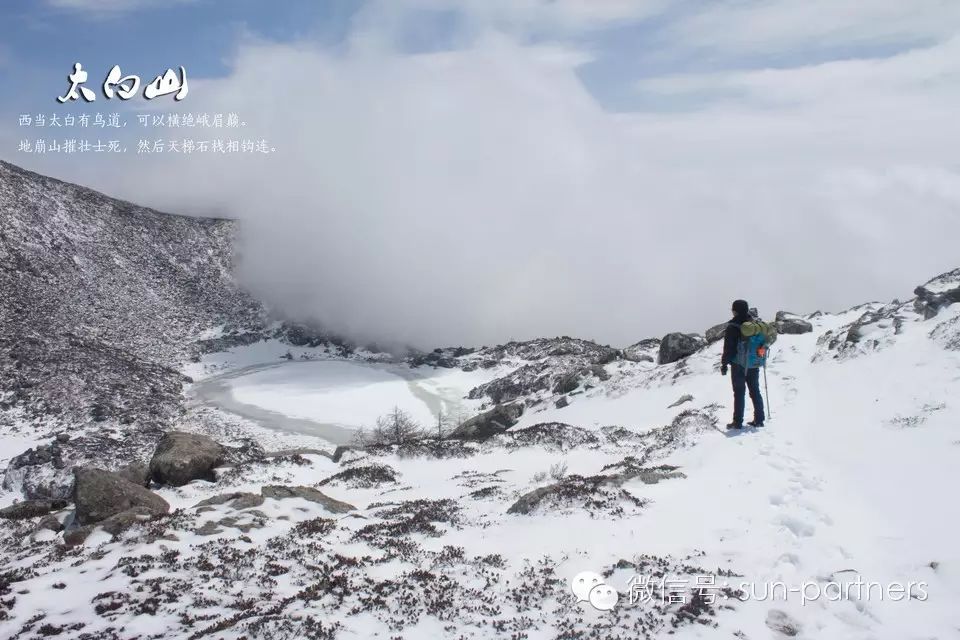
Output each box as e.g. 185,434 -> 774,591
57,63 -> 188,103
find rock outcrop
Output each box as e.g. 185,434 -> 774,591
72,467 -> 169,526
774,311 -> 813,335
657,333 -> 706,365
149,431 -> 225,486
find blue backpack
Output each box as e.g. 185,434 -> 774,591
733,320 -> 777,369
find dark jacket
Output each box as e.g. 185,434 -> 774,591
721,312 -> 750,366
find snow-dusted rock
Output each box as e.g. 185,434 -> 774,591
193,491 -> 265,511
914,268 -> 960,319
149,431 -> 225,486
622,337 -> 659,362
0,499 -> 67,520
775,311 -> 813,335
72,467 -> 169,526
657,332 -> 706,364
260,485 -> 356,513
448,403 -> 523,440
705,322 -> 728,344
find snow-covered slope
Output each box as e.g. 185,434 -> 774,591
2,263 -> 959,638
1,163 -> 959,639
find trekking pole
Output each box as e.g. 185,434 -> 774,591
763,362 -> 772,419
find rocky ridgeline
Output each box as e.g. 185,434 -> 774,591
814,269 -> 960,361
404,270 -> 960,420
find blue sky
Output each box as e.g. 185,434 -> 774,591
0,0 -> 931,113
1,0 -> 959,347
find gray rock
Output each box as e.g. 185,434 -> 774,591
0,499 -> 67,520
552,372 -> 580,395
448,403 -> 524,441
195,521 -> 224,536
657,333 -> 706,365
72,467 -> 169,526
704,322 -> 729,344
116,462 -> 151,487
99,506 -> 158,535
589,364 -> 610,382
913,280 -> 960,320
35,514 -> 63,533
260,485 -> 356,514
774,311 -> 813,335
149,431 -> 225,486
331,445 -> 358,464
63,525 -> 94,547
667,394 -> 694,408
193,492 -> 265,511
554,396 -> 569,409
621,338 -> 659,363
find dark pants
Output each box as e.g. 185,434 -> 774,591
731,364 -> 764,425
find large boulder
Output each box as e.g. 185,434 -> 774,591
448,403 -> 523,441
704,322 -> 729,344
149,431 -> 225,486
774,311 -> 813,335
657,333 -> 706,365
73,467 -> 169,526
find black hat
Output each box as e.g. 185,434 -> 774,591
732,299 -> 749,316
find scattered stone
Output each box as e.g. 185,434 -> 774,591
668,394 -> 694,408
72,467 -> 169,526
260,485 -> 356,514
34,515 -> 63,533
658,333 -> 706,365
55,433 -> 70,444
554,396 -> 569,409
765,609 -> 801,636
0,499 -> 67,520
63,525 -> 94,547
99,506 -> 158,536
149,431 -> 225,486
448,404 -> 523,441
193,492 -> 265,511
195,521 -> 224,536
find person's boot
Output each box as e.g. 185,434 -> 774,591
726,422 -> 743,430
747,420 -> 764,428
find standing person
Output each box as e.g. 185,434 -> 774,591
720,299 -> 765,429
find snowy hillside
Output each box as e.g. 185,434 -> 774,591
1,163 -> 959,639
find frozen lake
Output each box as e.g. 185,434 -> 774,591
189,359 -> 488,445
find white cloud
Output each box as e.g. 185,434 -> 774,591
667,0 -> 960,55
23,2 -> 960,349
